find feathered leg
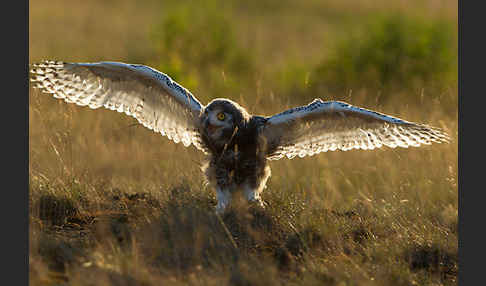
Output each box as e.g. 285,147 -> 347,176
215,187 -> 232,214
202,159 -> 236,214
242,165 -> 271,208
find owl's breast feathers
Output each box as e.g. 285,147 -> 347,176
207,115 -> 269,186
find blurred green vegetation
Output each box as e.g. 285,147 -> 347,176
310,13 -> 457,103
150,0 -> 255,101
144,1 -> 458,108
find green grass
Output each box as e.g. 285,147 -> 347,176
310,13 -> 456,98
29,0 -> 457,285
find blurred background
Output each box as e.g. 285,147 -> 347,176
29,0 -> 458,285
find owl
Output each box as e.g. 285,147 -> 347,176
30,61 -> 449,213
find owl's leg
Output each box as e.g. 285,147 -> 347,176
214,167 -> 237,213
204,161 -> 235,214
242,165 -> 271,208
242,184 -> 265,208
215,187 -> 232,214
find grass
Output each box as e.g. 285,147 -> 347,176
29,0 -> 457,285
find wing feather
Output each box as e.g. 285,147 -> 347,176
262,99 -> 449,160
30,60 -> 208,153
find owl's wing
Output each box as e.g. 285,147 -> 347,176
30,60 -> 209,153
261,99 -> 449,160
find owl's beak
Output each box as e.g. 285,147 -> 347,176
206,123 -> 222,135
202,117 -> 223,136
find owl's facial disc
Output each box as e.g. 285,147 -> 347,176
204,109 -> 234,141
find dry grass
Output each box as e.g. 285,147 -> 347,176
29,0 -> 457,285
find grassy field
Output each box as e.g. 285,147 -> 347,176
29,0 -> 457,285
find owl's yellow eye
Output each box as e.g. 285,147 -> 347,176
217,112 -> 226,121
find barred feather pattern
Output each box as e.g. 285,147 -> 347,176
263,99 -> 450,160
30,60 -> 209,153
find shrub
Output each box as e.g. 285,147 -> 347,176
310,13 -> 457,102
150,0 -> 255,99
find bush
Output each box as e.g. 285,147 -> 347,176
150,1 -> 255,99
310,13 -> 457,102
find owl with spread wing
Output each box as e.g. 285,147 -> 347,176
30,61 -> 449,213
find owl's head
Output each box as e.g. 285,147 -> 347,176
201,98 -> 250,148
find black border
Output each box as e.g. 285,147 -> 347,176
459,0 -> 480,285
4,0 -> 28,285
